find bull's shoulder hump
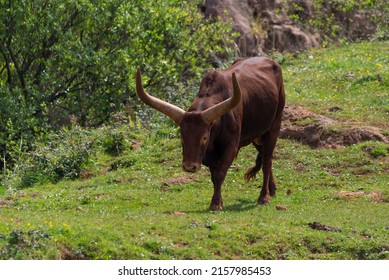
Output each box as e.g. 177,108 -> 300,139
227,57 -> 279,72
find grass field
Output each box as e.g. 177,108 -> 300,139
281,41 -> 389,130
0,41 -> 388,260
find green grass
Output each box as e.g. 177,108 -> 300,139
280,41 -> 389,130
1,41 -> 389,260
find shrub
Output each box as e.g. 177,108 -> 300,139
5,126 -> 95,189
0,0 -> 236,176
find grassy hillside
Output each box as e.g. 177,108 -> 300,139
0,41 -> 388,259
282,41 -> 389,130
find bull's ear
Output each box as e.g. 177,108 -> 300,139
202,72 -> 241,124
135,68 -> 185,125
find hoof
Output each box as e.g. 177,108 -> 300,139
209,203 -> 223,211
258,195 -> 270,205
210,197 -> 223,211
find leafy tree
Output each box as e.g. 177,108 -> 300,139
0,0 -> 235,172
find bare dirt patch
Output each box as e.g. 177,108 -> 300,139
163,210 -> 189,217
280,106 -> 389,148
335,189 -> 385,203
163,175 -> 197,186
60,244 -> 85,260
160,175 -> 198,192
276,205 -> 288,211
308,222 -> 342,232
0,192 -> 41,208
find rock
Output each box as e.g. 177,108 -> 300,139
200,0 -> 381,55
201,0 -> 320,55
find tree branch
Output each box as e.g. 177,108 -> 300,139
0,44 -> 12,87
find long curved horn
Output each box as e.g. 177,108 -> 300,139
136,68 -> 185,125
202,72 -> 242,124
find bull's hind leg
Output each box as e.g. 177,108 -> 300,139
245,140 -> 276,197
258,131 -> 278,205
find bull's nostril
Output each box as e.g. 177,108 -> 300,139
183,162 -> 200,173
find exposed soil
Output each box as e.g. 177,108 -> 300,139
308,222 -> 342,232
280,106 -> 389,148
335,189 -> 385,203
0,192 -> 40,208
59,244 -> 85,260
276,204 -> 288,211
161,175 -> 197,187
163,210 -> 189,217
160,175 -> 198,192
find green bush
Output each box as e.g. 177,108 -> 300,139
102,130 -> 129,156
5,126 -> 95,189
0,0 -> 236,175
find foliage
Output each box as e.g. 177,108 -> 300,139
361,142 -> 389,158
4,126 -> 95,189
0,228 -> 57,259
283,0 -> 389,43
2,117 -> 144,189
0,0 -> 236,172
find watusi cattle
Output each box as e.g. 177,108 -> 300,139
136,57 -> 285,210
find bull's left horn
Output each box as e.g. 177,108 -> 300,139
136,68 -> 185,125
202,72 -> 242,124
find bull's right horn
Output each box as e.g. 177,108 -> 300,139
136,68 -> 185,125
201,72 -> 242,124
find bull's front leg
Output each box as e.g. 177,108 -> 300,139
209,166 -> 227,211
208,146 -> 237,211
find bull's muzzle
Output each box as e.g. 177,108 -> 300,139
182,162 -> 201,173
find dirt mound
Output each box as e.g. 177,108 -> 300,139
280,106 -> 389,148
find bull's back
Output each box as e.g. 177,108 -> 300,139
227,58 -> 284,147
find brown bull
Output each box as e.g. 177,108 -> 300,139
136,57 -> 285,210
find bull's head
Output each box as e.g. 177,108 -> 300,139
136,69 -> 241,173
